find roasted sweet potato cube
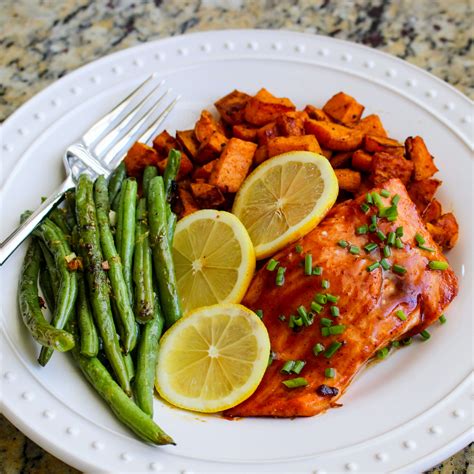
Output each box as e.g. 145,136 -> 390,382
364,134 -> 404,154
276,111 -> 306,136
177,187 -> 200,218
405,136 -> 439,181
304,105 -> 331,121
194,110 -> 225,143
152,130 -> 178,158
244,88 -> 296,126
322,92 -> 365,127
176,130 -> 200,160
371,152 -> 413,186
427,213 -> 459,250
214,90 -> 251,125
196,131 -> 228,164
257,122 -> 279,146
232,124 -> 258,142
355,114 -> 387,137
407,178 -> 441,213
334,169 -> 361,193
320,148 -> 333,160
209,138 -> 257,193
304,119 -> 364,151
254,145 -> 268,166
267,135 -> 322,158
124,142 -> 160,178
190,182 -> 226,208
157,153 -> 194,181
351,149 -> 373,172
422,198 -> 442,223
329,151 -> 353,169
192,159 -> 217,181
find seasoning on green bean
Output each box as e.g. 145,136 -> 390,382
108,161 -> 127,205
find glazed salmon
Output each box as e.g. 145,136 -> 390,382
226,179 -> 458,417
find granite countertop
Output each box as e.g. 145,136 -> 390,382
1,0 -> 472,472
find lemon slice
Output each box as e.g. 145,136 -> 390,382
232,151 -> 338,259
173,210 -> 256,313
155,303 -> 270,412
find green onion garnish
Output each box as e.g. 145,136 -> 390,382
330,306 -> 340,317
366,193 -> 373,204
321,327 -> 330,337
380,258 -> 391,270
395,226 -> 404,237
295,244 -> 303,254
420,329 -> 431,341
380,189 -> 390,198
415,233 -> 425,245
372,192 -> 384,209
266,258 -> 279,271
360,203 -> 370,213
268,352 -> 275,367
313,343 -> 325,355
282,377 -> 308,389
321,279 -> 330,289
386,232 -> 396,246
324,341 -> 342,358
315,293 -> 327,305
367,262 -> 380,272
376,347 -> 389,359
356,225 -> 368,235
325,368 -> 336,378
278,314 -> 286,322
395,237 -> 404,249
281,360 -> 296,374
401,337 -> 413,346
391,341 -> 400,348
292,360 -> 306,375
255,309 -> 263,319
395,309 -> 407,321
329,324 -> 346,335
439,314 -> 447,324
428,260 -> 449,271
349,245 -> 360,255
320,317 -> 333,327
392,264 -> 407,275
364,242 -> 378,253
376,230 -> 386,241
369,223 -> 378,233
304,254 -> 313,275
418,245 -> 436,252
392,194 -> 400,205
312,266 -> 322,276
338,240 -> 349,248
276,266 -> 286,286
311,301 -> 323,313
297,305 -> 307,319
326,294 -> 339,303
371,215 -> 377,226
294,316 -> 303,327
288,315 -> 296,328
383,245 -> 391,258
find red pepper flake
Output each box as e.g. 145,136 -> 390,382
101,260 -> 110,270
316,384 -> 339,397
67,257 -> 83,272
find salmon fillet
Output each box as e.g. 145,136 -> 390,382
225,179 -> 458,417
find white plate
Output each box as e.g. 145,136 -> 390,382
1,30 -> 472,473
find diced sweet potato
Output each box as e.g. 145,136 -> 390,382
157,153 -> 194,180
426,213 -> 459,250
276,111 -> 306,136
407,178 -> 442,213
209,138 -> 257,193
176,130 -> 200,160
254,145 -> 268,166
355,114 -> 387,137
364,135 -> 404,154
190,182 -> 226,208
177,187 -> 200,218
232,124 -> 258,142
244,88 -> 296,126
329,151 -> 353,169
304,119 -> 364,151
124,142 -> 160,178
422,198 -> 442,223
351,149 -> 373,172
320,148 -> 333,160
371,152 -> 414,186
405,136 -> 439,181
257,122 -> 279,146
304,105 -> 331,121
196,131 -> 228,164
267,135 -> 322,158
194,110 -> 225,143
152,130 -> 178,158
192,159 -> 217,181
214,90 -> 251,125
322,92 -> 365,127
334,169 -> 362,193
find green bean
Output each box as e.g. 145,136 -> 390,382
67,315 -> 174,445
76,271 -> 99,357
39,262 -> 55,312
163,149 -> 181,199
49,207 -> 71,235
167,212 -> 177,246
124,352 -> 135,382
116,179 -> 137,303
148,176 -> 182,328
94,176 -> 137,353
108,162 -> 127,205
142,166 -> 157,196
18,240 -> 74,352
76,174 -> 131,395
37,241 -> 59,302
115,185 -> 125,252
33,219 -> 78,366
65,190 -> 77,229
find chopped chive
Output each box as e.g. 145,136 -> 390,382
379,205 -> 397,219
330,306 -> 340,317
313,343 -> 325,355
395,237 -> 404,249
297,305 -> 307,319
364,242 -> 378,253
369,223 -> 378,233
356,225 -> 368,235
392,264 -> 407,275
387,214 -> 398,222
268,351 -> 275,367
376,230 -> 386,241
320,317 -> 333,327
380,189 -> 390,198
395,226 -> 404,237
401,337 -> 413,346
326,294 -> 339,303
367,261 -> 380,272
304,254 -> 313,275
292,360 -> 306,375
420,329 -> 431,341
360,203 -> 370,213
311,301 -> 323,313
282,377 -> 308,389
391,341 -> 400,348
281,360 -> 296,374
372,192 -> 384,209
392,194 -> 400,205
349,245 -> 360,255
383,245 -> 391,258
376,347 -> 389,359
321,327 -> 330,337
321,279 -> 330,289
266,258 -> 279,271
439,314 -> 447,324
255,309 -> 263,319
278,314 -> 286,322
294,316 -> 303,327
366,193 -> 373,204
380,258 -> 391,270
276,266 -> 286,286
338,240 -> 349,248
324,341 -> 342,358
415,233 -> 425,245
387,231 -> 396,246
288,315 -> 296,328
325,367 -> 336,378
295,244 -> 303,254
371,215 -> 378,226
315,293 -> 327,305
428,260 -> 449,271
395,309 -> 407,321
312,266 -> 322,276
419,245 -> 436,252
329,324 -> 346,335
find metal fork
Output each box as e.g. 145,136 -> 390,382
0,74 -> 180,265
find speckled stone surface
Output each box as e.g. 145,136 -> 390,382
1,0 -> 472,472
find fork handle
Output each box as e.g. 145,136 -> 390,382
0,175 -> 75,265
